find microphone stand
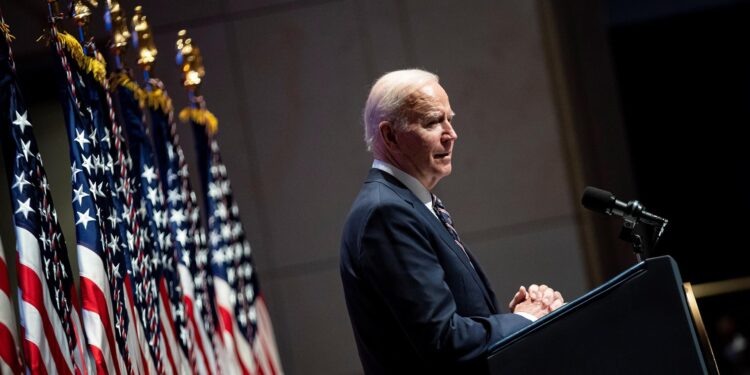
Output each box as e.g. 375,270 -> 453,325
619,216 -> 645,261
616,200 -> 668,262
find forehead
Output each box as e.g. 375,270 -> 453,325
406,83 -> 453,116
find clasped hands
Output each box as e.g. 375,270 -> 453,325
508,284 -> 564,319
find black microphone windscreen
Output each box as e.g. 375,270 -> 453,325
581,186 -> 614,214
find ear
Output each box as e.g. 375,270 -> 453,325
378,121 -> 398,150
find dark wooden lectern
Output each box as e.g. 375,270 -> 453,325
487,256 -> 718,374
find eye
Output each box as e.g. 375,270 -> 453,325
424,118 -> 441,127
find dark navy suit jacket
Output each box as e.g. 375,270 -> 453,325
340,169 -> 531,374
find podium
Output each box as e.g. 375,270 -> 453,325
487,256 -> 718,374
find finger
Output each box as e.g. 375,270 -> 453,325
542,288 -> 554,305
553,291 -> 564,303
549,298 -> 564,311
508,287 -> 526,310
528,284 -> 539,300
538,284 -> 549,295
518,286 -> 528,300
509,291 -> 521,310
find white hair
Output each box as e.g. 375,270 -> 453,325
363,69 -> 439,151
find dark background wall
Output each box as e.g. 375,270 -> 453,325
0,0 -> 748,373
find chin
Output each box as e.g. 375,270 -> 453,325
435,164 -> 452,178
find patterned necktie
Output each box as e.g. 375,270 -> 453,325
431,194 -> 473,267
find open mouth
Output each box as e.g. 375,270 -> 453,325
434,152 -> 451,159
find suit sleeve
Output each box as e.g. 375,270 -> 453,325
358,200 -> 531,364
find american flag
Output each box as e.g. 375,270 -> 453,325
95,83 -> 155,375
188,106 -> 283,375
0,238 -> 21,374
1,24 -> 90,375
49,26 -> 135,375
110,70 -> 166,375
144,79 -> 194,374
115,71 -> 188,375
148,79 -> 220,375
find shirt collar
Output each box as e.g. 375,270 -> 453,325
372,159 -> 433,208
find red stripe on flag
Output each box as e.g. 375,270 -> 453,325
0,257 -> 9,294
67,287 -> 90,375
259,335 -> 278,375
257,297 -> 281,375
80,276 -> 122,375
0,323 -> 20,374
22,337 -> 50,375
88,342 -> 110,375
0,257 -> 19,374
184,297 -> 213,375
159,328 -> 178,375
123,275 -> 151,375
17,263 -> 73,375
253,349 -> 265,375
217,305 -> 250,375
158,280 -> 179,375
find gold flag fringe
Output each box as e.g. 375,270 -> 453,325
109,72 -> 173,114
110,71 -> 147,107
53,31 -> 107,87
179,107 -> 218,134
146,87 -> 173,114
0,22 -> 15,42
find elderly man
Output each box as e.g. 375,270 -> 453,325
340,69 -> 564,374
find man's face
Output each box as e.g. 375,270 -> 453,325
391,82 -> 457,190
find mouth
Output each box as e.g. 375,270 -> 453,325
434,152 -> 451,159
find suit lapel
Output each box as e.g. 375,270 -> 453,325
367,169 -> 498,313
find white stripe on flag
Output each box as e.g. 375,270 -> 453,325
232,318 -> 255,375
158,287 -> 186,375
0,359 -> 13,375
121,277 -> 146,375
0,285 -> 17,343
16,227 -> 75,373
82,309 -> 117,374
123,276 -> 157,375
0,289 -> 19,375
19,300 -> 59,375
213,280 -> 241,375
70,307 -> 95,374
214,278 -> 256,374
78,244 -> 123,374
1,241 -> 19,375
256,298 -> 282,374
178,264 -> 217,375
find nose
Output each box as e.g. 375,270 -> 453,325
443,122 -> 458,142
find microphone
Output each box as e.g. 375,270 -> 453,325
581,186 -> 667,226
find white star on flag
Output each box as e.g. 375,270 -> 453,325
13,110 -> 32,133
146,186 -> 159,206
75,208 -> 95,229
81,155 -> 94,174
15,198 -> 34,219
170,209 -> 186,225
175,228 -> 188,246
71,162 -> 82,183
72,185 -> 90,206
12,172 -> 31,192
73,128 -> 90,149
142,165 -> 157,184
20,139 -> 33,162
